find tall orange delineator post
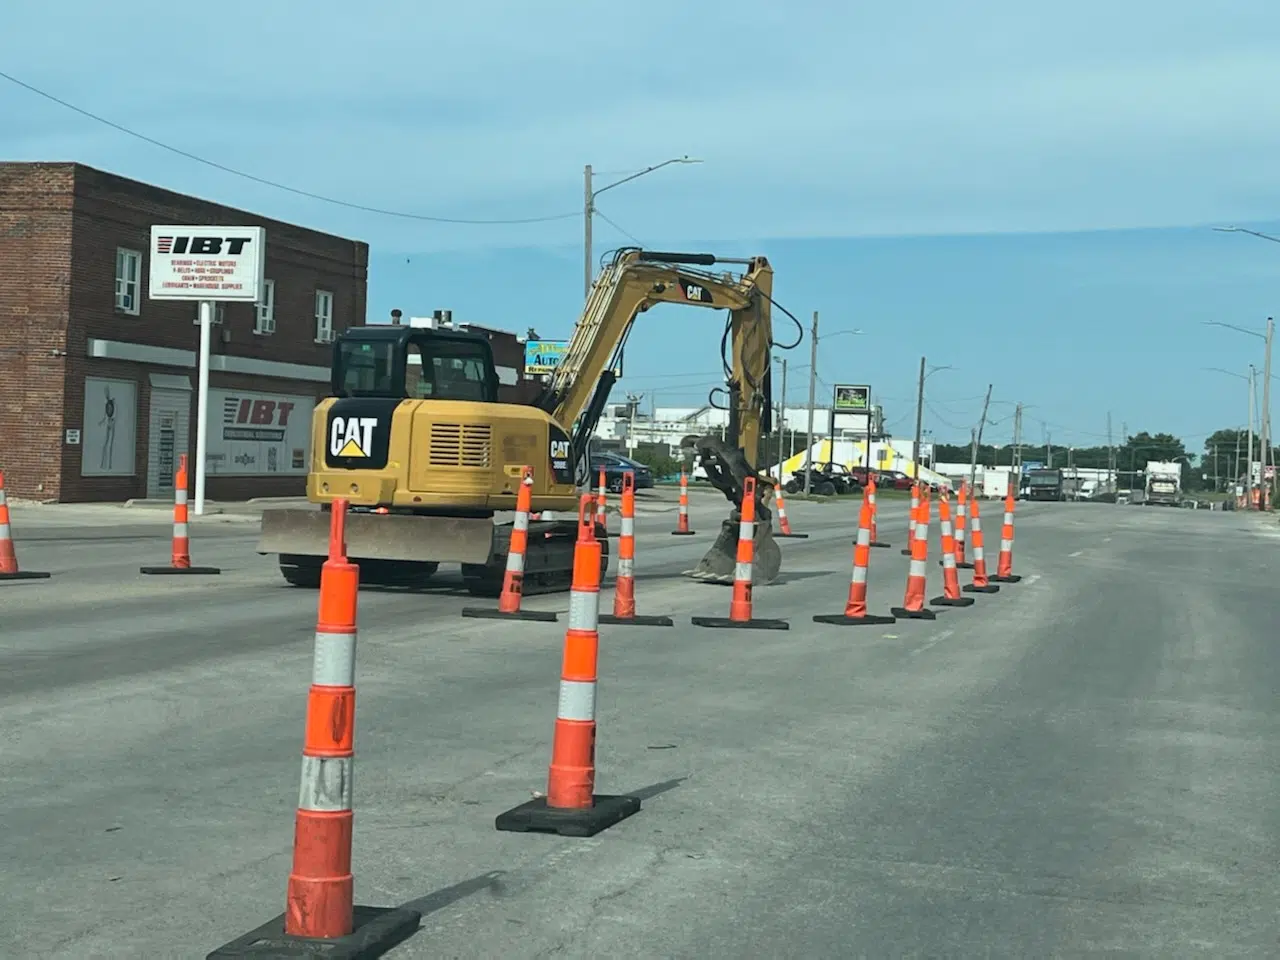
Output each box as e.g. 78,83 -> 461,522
901,483 -> 921,555
954,482 -> 973,569
671,469 -> 696,535
0,471 -> 50,581
891,490 -> 937,620
208,499 -> 421,959
814,493 -> 896,626
495,495 -> 642,838
990,483 -> 1023,583
692,476 -> 789,630
462,465 -> 558,622
600,471 -> 673,627
772,483 -> 808,538
930,492 -> 975,608
141,454 -> 221,575
962,494 -> 1001,594
595,468 -> 608,528
866,476 -> 890,548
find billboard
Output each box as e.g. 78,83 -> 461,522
833,384 -> 871,412
204,388 -> 315,475
148,225 -> 266,302
524,340 -> 621,377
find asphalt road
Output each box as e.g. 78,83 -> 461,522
2,493 -> 1278,958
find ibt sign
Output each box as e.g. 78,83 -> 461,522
148,225 -> 266,302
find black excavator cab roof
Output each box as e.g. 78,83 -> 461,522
330,324 -> 500,402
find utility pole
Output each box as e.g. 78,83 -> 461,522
777,358 -> 788,473
1213,442 -> 1219,492
1234,429 -> 1242,492
1107,413 -> 1115,502
912,356 -> 926,482
1046,431 -> 1053,469
803,310 -> 819,495
1263,316 -> 1274,506
968,384 -> 993,496
583,164 -> 594,299
1011,403 -> 1023,473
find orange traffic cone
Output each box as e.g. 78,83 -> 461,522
462,465 -> 558,622
954,482 -> 973,568
692,476 -> 789,630
671,469 -> 696,535
600,471 -> 673,626
962,494 -> 1001,594
140,455 -> 220,575
990,484 -> 1022,583
495,494 -> 642,838
930,492 -> 975,608
814,493 -> 896,626
772,483 -> 808,538
891,490 -> 937,620
867,476 -> 890,548
208,499 -> 421,958
0,471 -> 50,581
901,482 -> 921,555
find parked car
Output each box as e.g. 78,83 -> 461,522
588,451 -> 654,492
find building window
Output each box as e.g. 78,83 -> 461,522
115,248 -> 142,314
255,279 -> 276,334
315,289 -> 334,343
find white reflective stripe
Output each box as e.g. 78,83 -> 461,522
678,503 -> 688,515
957,504 -> 966,518
940,520 -> 953,539
855,527 -> 870,546
313,631 -> 357,686
868,493 -> 877,505
777,504 -> 788,517
972,544 -> 985,561
621,517 -> 634,537
567,588 -> 598,632
908,559 -> 927,578
175,490 -> 188,505
738,520 -> 753,542
557,679 -> 596,722
0,488 -> 6,505
1001,538 -> 1013,552
971,518 -> 983,532
618,557 -> 634,577
1004,512 -> 1014,524
941,553 -> 957,570
513,511 -> 529,532
0,522 -> 9,539
852,564 -> 868,584
505,549 -> 525,574
298,754 -> 353,812
734,561 -> 753,583
915,522 -> 929,542
956,526 -> 966,542
174,522 -> 189,538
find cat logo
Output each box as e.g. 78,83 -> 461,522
550,440 -> 570,461
677,279 -> 714,303
330,416 -> 378,459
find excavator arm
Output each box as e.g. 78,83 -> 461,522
534,248 -> 783,583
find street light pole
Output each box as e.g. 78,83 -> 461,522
912,357 -> 926,480
1248,365 -> 1255,507
1263,316 -> 1274,502
583,156 -> 702,299
777,357 -> 788,474
803,311 -> 819,495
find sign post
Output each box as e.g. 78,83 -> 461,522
148,225 -> 266,515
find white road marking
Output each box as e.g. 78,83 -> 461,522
1068,550 -> 1083,557
910,628 -> 955,657
1102,536 -> 1112,542
1024,573 -> 1042,586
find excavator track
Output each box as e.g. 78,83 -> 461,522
460,520 -> 610,598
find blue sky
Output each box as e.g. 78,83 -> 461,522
6,1 -> 1280,454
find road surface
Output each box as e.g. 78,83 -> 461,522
2,493 -> 1277,957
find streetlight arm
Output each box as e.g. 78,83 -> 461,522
1214,225 -> 1280,244
593,156 -> 702,199
1203,319 -> 1266,341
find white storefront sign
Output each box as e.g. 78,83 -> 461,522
148,225 -> 266,302
204,388 -> 315,476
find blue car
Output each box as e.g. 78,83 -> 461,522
589,452 -> 655,492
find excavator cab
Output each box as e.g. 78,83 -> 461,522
331,325 -> 500,404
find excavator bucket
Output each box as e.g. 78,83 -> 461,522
684,435 -> 783,585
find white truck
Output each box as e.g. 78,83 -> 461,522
1143,461 -> 1182,506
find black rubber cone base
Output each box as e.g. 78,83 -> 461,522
930,595 -> 976,607
991,574 -> 1023,583
461,606 -> 558,622
870,541 -> 891,548
496,794 -> 641,838
599,613 -> 675,627
691,615 -> 790,630
140,565 -> 221,575
900,548 -> 912,556
963,583 -> 1001,594
671,530 -> 696,536
776,532 -> 809,538
813,612 -> 897,626
890,606 -> 938,620
956,561 -> 974,569
206,904 -> 422,959
0,570 -> 51,580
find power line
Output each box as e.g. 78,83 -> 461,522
0,68 -> 580,226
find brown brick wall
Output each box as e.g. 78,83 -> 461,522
0,161 -> 368,502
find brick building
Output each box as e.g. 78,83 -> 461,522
0,162 -> 368,502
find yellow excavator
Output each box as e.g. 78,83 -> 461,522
257,248 -> 791,594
